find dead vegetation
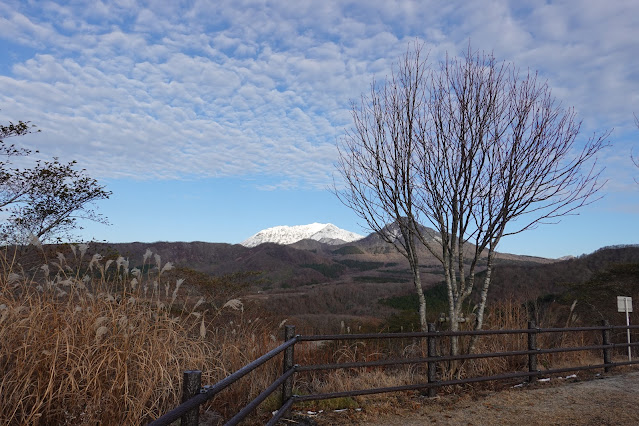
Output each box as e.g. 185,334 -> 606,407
0,245 -> 281,424
1,243 -> 637,424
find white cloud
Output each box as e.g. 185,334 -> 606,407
0,0 -> 637,195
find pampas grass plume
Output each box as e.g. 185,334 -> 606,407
28,233 -> 42,249
160,262 -> 173,274
223,299 -> 243,312
143,248 -> 152,263
78,243 -> 89,258
95,325 -> 108,343
200,316 -> 206,339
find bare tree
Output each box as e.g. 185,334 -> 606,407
415,47 -> 608,355
335,44 -> 430,331
335,43 -> 609,350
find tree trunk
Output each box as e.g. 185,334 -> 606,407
468,249 -> 495,353
405,226 -> 427,332
413,266 -> 427,332
442,251 -> 459,357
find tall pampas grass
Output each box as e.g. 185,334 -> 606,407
0,245 -> 281,425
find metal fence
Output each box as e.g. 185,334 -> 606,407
148,320 -> 639,426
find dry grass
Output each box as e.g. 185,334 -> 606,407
0,245 -> 281,425
444,300 -> 607,384
1,243 -> 623,424
285,298 -> 615,417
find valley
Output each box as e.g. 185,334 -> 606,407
75,224 -> 639,334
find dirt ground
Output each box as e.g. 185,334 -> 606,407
292,370 -> 639,425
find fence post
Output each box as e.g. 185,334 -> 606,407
528,321 -> 538,383
181,370 -> 201,426
281,325 -> 296,406
601,319 -> 612,373
427,322 -> 438,397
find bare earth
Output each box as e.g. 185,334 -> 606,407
311,370 -> 639,425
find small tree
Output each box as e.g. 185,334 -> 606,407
336,44 -> 609,353
0,119 -> 111,244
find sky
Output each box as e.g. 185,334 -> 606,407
0,0 -> 638,259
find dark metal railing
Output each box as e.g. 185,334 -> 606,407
150,320 -> 639,426
147,335 -> 298,426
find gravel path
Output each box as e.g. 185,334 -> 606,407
308,370 -> 639,425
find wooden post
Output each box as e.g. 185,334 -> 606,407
601,319 -> 612,373
427,322 -> 438,397
528,321 -> 538,383
281,325 -> 296,406
181,370 -> 201,426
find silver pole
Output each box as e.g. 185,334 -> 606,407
625,297 -> 631,362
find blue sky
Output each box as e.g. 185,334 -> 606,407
0,0 -> 638,258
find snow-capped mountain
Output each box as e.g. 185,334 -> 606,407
240,223 -> 364,248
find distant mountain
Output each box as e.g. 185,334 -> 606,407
241,223 -> 363,248
485,245 -> 639,302
357,221 -> 441,246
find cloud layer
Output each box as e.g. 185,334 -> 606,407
1,0 -> 638,190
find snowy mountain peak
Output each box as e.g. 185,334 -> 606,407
240,223 -> 364,248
